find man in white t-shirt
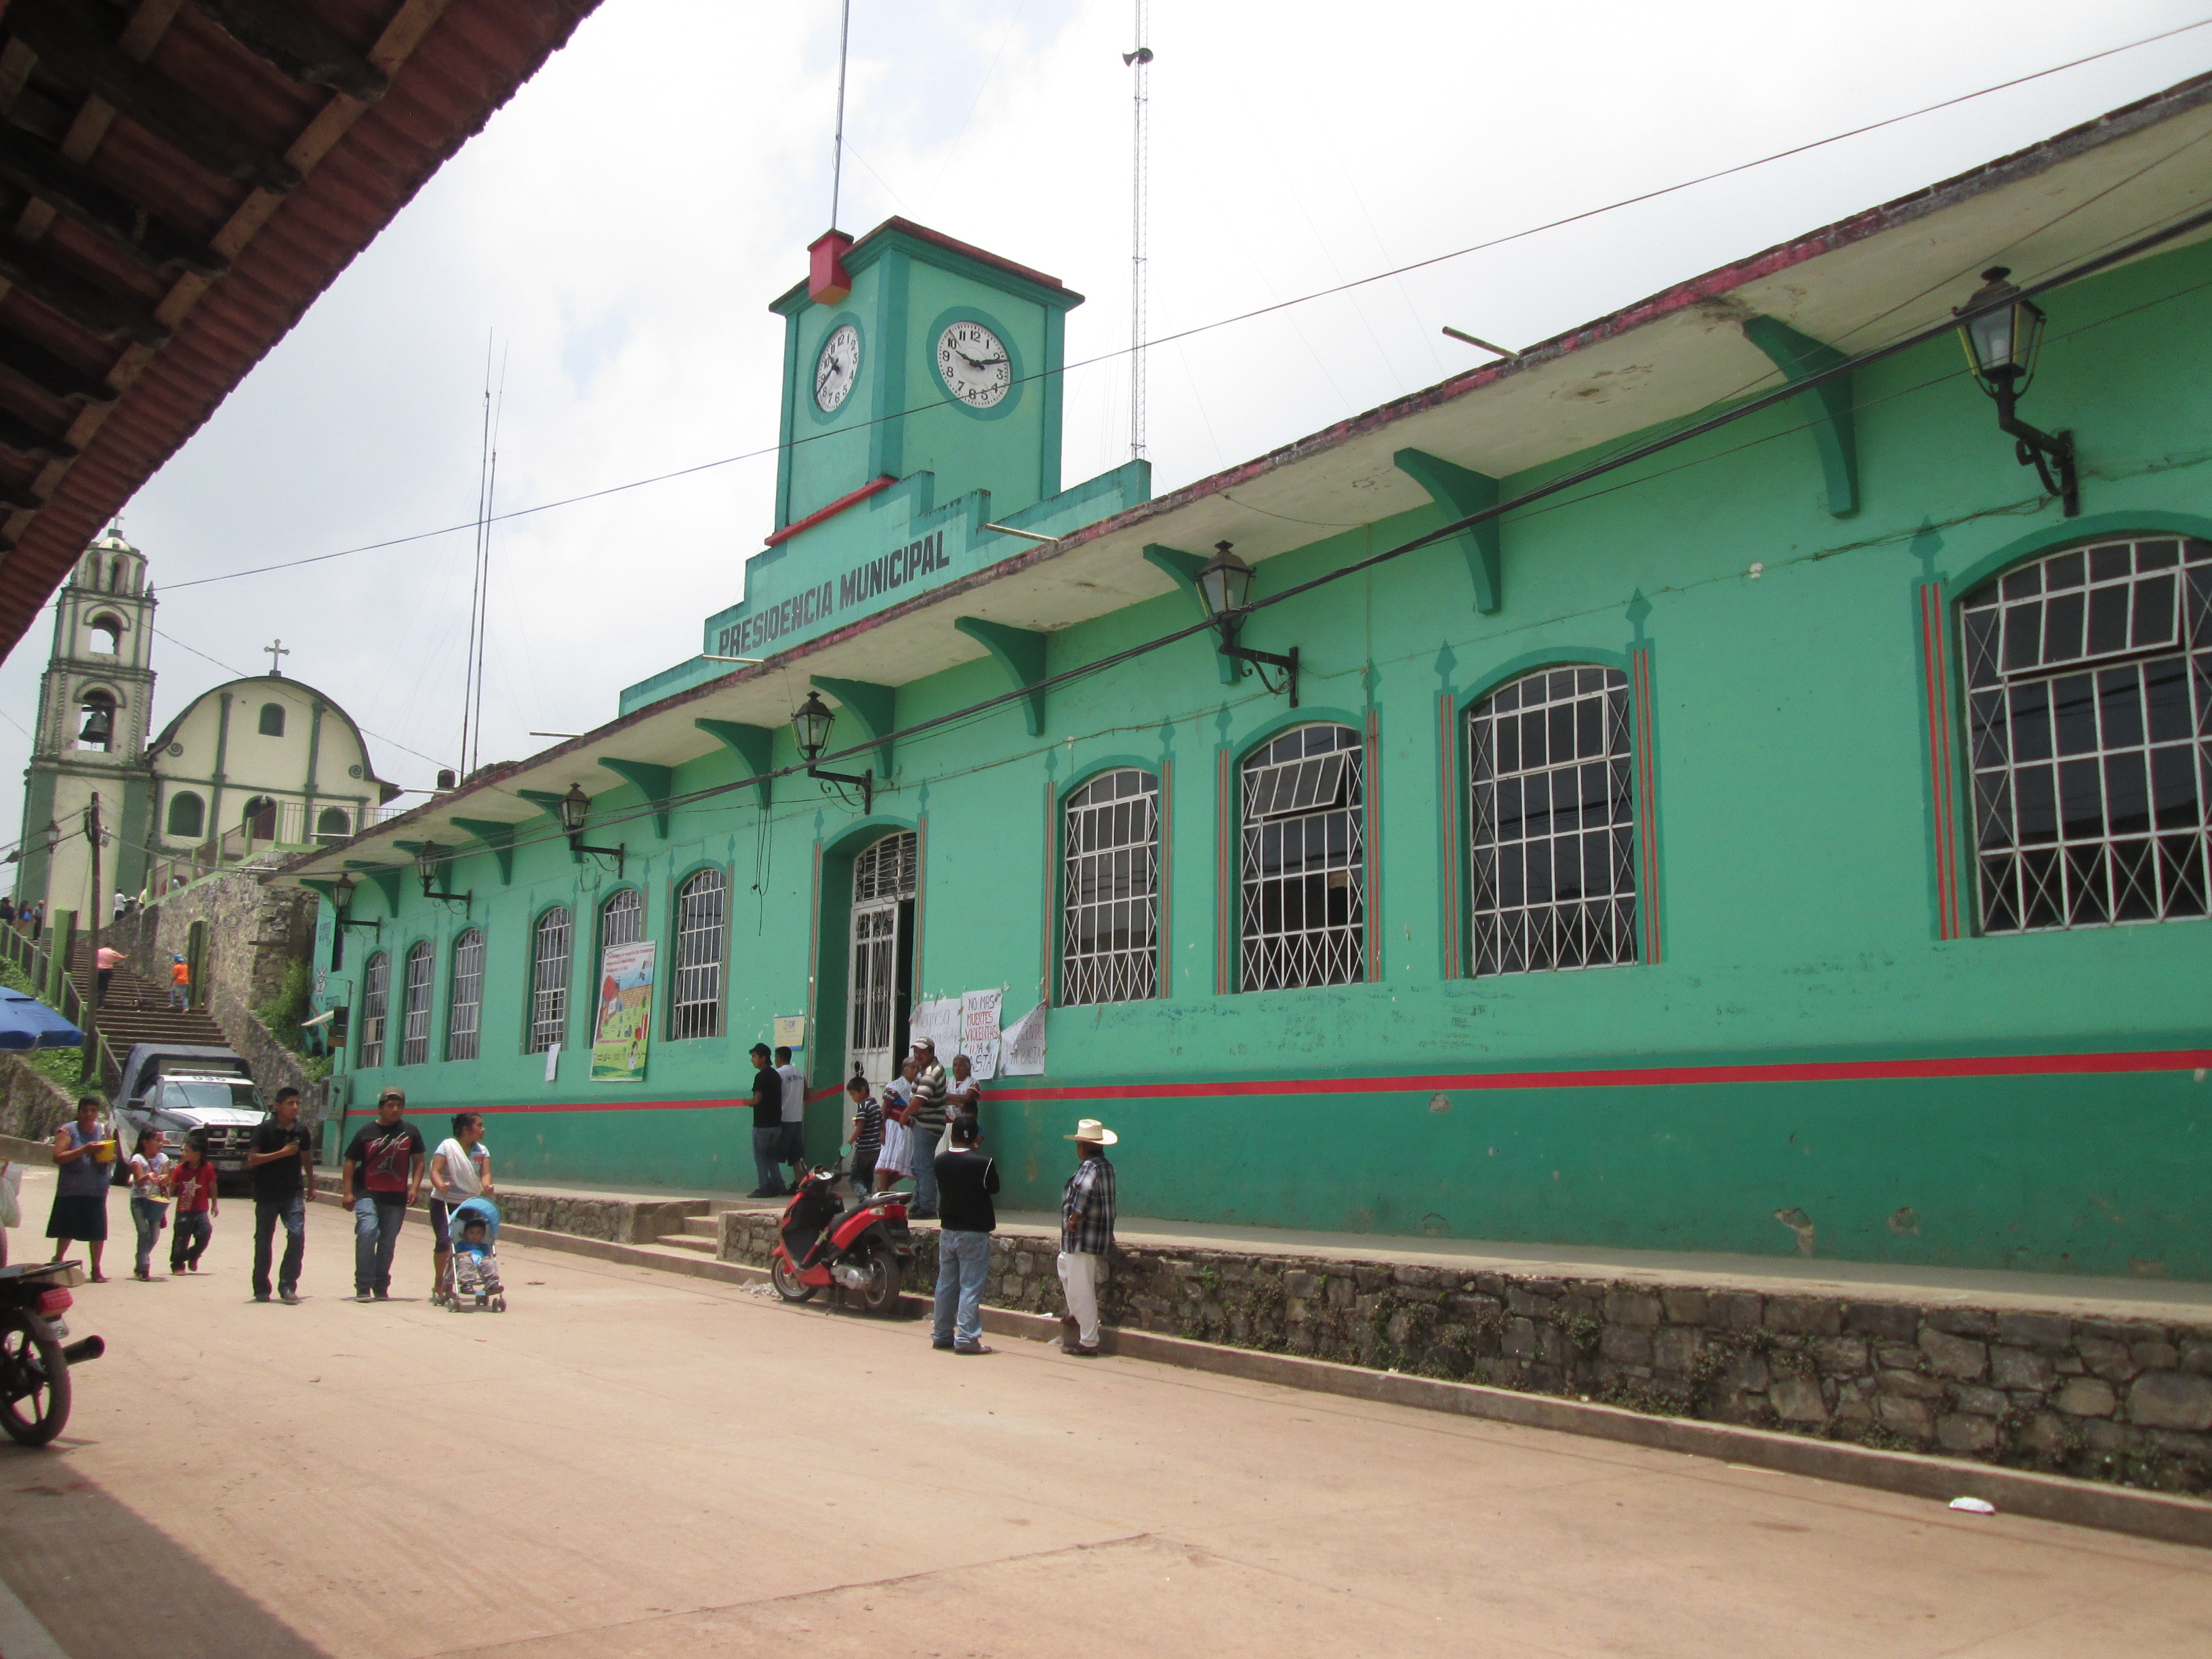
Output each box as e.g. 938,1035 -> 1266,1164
774,1046 -> 806,1182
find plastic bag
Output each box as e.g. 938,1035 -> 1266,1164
0,1160 -> 21,1230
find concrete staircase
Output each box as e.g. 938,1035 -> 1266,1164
67,946 -> 230,1059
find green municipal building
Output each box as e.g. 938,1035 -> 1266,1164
281,79 -> 2212,1279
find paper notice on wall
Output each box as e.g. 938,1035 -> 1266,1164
544,1043 -> 560,1084
908,997 -> 961,1058
957,987 -> 1004,1082
999,1001 -> 1048,1076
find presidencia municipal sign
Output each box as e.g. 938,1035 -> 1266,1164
620,462 -> 1143,715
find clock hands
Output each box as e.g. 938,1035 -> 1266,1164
954,348 -> 1008,373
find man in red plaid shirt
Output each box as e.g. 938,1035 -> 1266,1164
1057,1118 -> 1118,1357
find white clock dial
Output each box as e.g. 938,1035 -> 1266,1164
814,323 -> 861,412
936,320 -> 1012,409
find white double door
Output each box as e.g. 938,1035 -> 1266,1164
846,897 -> 911,1093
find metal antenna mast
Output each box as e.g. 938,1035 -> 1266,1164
830,0 -> 853,227
1126,5 -> 1151,461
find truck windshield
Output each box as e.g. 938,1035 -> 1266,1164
162,1080 -> 264,1115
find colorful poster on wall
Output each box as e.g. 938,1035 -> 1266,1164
1000,1001 -> 1048,1076
960,987 -> 1003,1080
591,941 -> 656,1083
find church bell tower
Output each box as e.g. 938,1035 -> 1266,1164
16,524 -> 157,915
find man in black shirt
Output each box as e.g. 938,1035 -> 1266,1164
930,1117 -> 1000,1355
746,1042 -> 787,1197
245,1087 -> 314,1303
340,1086 -> 426,1302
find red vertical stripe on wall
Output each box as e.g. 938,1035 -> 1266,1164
1364,708 -> 1383,983
1158,756 -> 1174,998
1919,583 -> 1965,940
1216,746 -> 1235,994
1040,780 -> 1057,1006
1630,645 -> 1663,965
1437,691 -> 1461,979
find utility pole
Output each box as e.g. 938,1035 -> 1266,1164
80,793 -> 102,1086
1126,2 -> 1151,462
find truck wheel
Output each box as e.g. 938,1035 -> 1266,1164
0,1309 -> 69,1447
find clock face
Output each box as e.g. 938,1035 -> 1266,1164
936,320 -> 1012,409
813,323 -> 860,413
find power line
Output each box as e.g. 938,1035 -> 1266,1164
160,27 -> 2212,596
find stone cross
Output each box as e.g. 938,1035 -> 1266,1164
264,638 -> 290,676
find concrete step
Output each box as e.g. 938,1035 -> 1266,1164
657,1232 -> 719,1254
675,1216 -> 718,1240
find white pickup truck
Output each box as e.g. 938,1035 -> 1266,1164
110,1044 -> 268,1188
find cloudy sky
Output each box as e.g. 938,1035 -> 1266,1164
1,0 -> 2205,846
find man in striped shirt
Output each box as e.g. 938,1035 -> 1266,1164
1058,1119 -> 1118,1357
906,1038 -> 949,1220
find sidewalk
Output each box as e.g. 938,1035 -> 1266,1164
461,1171 -> 2212,1322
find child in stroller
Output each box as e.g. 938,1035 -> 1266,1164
438,1195 -> 506,1311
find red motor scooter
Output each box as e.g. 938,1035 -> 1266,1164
769,1164 -> 914,1315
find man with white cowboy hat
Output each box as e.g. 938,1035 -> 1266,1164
1057,1118 -> 1118,1357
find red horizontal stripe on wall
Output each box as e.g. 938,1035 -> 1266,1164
985,1048 -> 2212,1103
340,1048 -> 2210,1120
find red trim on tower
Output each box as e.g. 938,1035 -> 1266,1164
1437,691 -> 1461,979
765,474 -> 897,547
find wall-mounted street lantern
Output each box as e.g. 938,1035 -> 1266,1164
791,690 -> 873,814
36,819 -> 60,855
331,873 -> 382,935
412,840 -> 472,913
1954,267 -> 2078,518
558,784 -> 627,876
1197,542 -> 1299,705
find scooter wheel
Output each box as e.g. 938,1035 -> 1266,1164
769,1256 -> 817,1303
0,1310 -> 68,1448
853,1242 -> 901,1317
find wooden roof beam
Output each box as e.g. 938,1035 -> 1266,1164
0,121 -> 228,276
0,403 -> 74,459
6,0 -> 302,192
189,0 -> 389,104
0,228 -> 167,343
0,324 -> 116,402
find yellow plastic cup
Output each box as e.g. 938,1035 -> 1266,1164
91,1137 -> 117,1164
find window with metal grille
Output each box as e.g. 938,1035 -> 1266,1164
398,941 -> 433,1065
1961,535 -> 2211,932
359,951 -> 388,1068
853,832 -> 916,902
600,886 -> 644,949
1240,724 -> 1365,990
1469,665 -> 1639,975
527,907 -> 572,1054
446,930 -> 485,1061
1062,769 -> 1159,1005
670,869 -> 728,1040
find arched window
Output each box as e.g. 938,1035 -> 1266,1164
75,689 -> 115,752
241,796 -> 277,840
600,886 -> 644,949
527,907 -> 572,1054
1240,724 -> 1366,990
1468,665 -> 1638,975
670,869 -> 728,1039
314,806 -> 351,843
258,703 -> 285,737
359,952 -> 390,1068
165,792 -> 205,840
1062,769 -> 1159,1004
446,929 -> 485,1061
87,613 -> 121,654
398,941 -> 434,1065
1961,534 -> 2211,930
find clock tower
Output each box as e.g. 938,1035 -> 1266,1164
770,218 -> 1082,533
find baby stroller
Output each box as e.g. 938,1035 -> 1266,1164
438,1196 -> 506,1313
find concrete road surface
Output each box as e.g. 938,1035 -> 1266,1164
2,1164 -> 2209,1659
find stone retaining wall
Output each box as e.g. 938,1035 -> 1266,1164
0,1052 -> 79,1142
307,1172 -> 702,1245
718,1212 -> 2212,1494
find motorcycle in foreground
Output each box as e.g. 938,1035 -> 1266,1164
0,1259 -> 104,1447
769,1165 -> 914,1315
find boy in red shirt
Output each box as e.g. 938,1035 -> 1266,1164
168,1131 -> 218,1273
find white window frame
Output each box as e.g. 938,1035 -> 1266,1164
1061,769 -> 1159,1006
445,929 -> 485,1061
1240,724 -> 1366,991
1468,665 -> 1639,976
670,869 -> 728,1040
527,907 -> 572,1055
398,941 -> 433,1065
359,951 -> 388,1068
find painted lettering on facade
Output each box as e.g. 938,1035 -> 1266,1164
714,531 -> 949,657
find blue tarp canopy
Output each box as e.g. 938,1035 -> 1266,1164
0,991 -> 82,1050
